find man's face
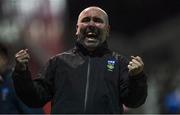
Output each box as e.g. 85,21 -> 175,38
76,7 -> 110,51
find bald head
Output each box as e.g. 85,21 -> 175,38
77,6 -> 109,25
75,6 -> 110,51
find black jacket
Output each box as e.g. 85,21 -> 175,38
12,42 -> 147,114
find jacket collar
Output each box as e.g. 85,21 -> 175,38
73,41 -> 110,57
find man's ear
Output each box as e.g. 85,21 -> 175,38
76,24 -> 79,36
106,25 -> 110,37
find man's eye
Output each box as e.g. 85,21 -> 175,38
81,18 -> 90,22
94,18 -> 103,23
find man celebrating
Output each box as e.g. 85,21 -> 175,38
13,6 -> 147,114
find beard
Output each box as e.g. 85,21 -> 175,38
76,27 -> 101,50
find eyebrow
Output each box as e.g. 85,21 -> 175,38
80,16 -> 104,23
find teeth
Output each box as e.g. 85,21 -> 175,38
87,32 -> 96,35
87,32 -> 97,38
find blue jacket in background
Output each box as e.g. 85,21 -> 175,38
0,69 -> 44,114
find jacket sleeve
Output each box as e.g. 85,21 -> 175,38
12,57 -> 56,108
119,56 -> 147,108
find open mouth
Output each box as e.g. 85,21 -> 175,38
86,32 -> 98,39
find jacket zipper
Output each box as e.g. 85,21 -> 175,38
84,57 -> 91,112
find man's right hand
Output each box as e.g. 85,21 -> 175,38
15,49 -> 30,71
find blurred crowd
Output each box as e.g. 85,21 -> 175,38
0,0 -> 66,113
0,0 -> 180,114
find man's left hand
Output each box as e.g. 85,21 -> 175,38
128,56 -> 144,76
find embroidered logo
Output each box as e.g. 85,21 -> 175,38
107,60 -> 115,71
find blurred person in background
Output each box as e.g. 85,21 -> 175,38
0,42 -> 44,114
164,89 -> 180,113
12,6 -> 147,114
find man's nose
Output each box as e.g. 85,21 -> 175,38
87,21 -> 96,30
88,20 -> 96,26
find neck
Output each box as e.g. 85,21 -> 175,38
75,41 -> 110,56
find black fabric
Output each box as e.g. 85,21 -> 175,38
12,42 -> 147,114
74,41 -> 110,57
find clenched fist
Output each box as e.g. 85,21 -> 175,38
128,56 -> 144,76
15,49 -> 30,71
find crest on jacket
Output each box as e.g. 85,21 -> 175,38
107,60 -> 115,71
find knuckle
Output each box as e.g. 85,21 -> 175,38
137,56 -> 141,59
